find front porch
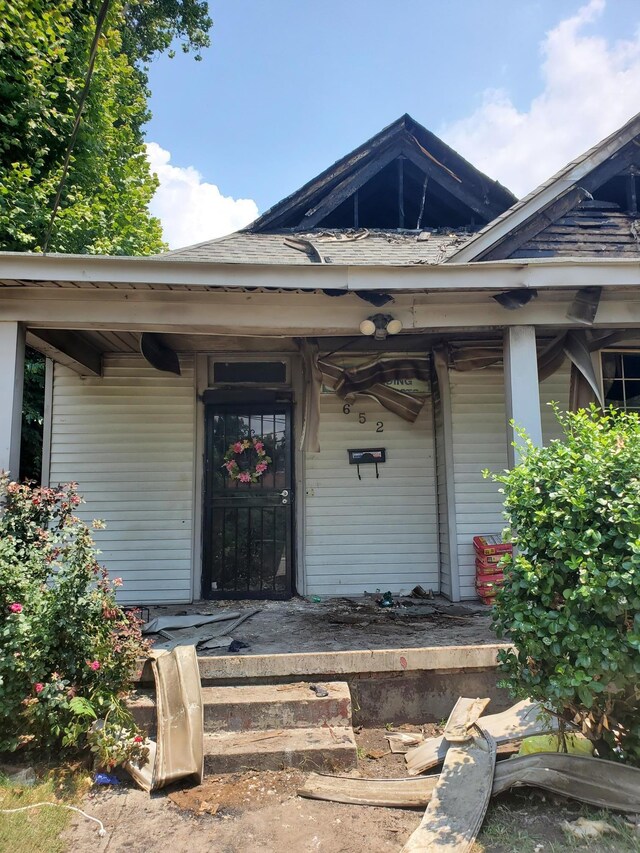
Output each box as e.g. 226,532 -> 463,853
135,595 -> 507,728
1,256 -> 639,607
141,595 -> 496,657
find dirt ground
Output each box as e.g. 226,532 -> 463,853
62,728 -> 639,853
143,595 -> 496,656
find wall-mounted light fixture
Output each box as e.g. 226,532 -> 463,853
359,313 -> 403,340
492,289 -> 538,310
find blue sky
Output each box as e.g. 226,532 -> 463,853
144,0 -> 640,248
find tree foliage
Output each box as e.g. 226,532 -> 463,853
487,406 -> 640,765
20,348 -> 45,482
0,0 -> 212,479
0,0 -> 211,254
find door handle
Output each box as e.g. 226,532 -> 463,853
280,489 -> 290,504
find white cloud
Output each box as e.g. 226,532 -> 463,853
146,142 -> 259,250
442,0 -> 640,197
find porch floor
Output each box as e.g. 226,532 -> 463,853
141,595 -> 495,657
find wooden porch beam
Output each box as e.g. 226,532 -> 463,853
0,321 -> 25,477
504,326 -> 542,465
2,288 -> 639,334
26,329 -> 102,376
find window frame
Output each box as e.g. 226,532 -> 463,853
600,348 -> 640,412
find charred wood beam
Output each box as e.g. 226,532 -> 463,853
26,329 -> 102,376
478,186 -> 593,261
399,144 -> 505,223
398,157 -> 405,228
474,137 -> 640,261
251,118 -> 411,231
626,173 -> 637,214
353,190 -> 359,228
302,142 -> 403,229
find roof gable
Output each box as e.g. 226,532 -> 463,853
246,114 -> 516,233
449,111 -> 640,262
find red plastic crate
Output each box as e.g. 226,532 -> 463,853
473,534 -> 512,557
475,552 -> 504,566
476,556 -> 507,573
476,577 -> 504,597
475,570 -> 505,587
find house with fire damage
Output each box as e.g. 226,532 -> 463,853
1,112 -> 640,605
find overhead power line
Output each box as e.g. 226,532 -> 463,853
42,0 -> 112,253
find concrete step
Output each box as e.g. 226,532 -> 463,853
203,726 -> 357,773
129,680 -> 352,733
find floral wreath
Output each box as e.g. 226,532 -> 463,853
223,437 -> 272,483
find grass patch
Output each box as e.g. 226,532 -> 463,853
0,765 -> 92,853
474,792 -> 638,853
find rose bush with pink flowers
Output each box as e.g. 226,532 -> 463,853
0,475 -> 148,766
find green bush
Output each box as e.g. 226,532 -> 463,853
0,476 -> 148,767
487,406 -> 640,764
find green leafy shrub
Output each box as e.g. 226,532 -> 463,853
487,406 -> 640,764
0,476 -> 148,767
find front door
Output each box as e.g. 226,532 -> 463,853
202,399 -> 293,599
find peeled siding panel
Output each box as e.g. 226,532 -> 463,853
304,393 -> 438,596
49,354 -> 195,605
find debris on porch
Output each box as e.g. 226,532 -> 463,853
142,608 -> 261,652
141,595 -> 494,656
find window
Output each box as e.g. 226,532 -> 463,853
208,359 -> 288,386
602,351 -> 640,411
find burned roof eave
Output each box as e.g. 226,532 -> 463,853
448,110 -> 640,263
245,114 -> 517,233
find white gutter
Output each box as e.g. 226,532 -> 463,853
0,252 -> 640,292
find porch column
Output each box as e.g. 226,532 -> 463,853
0,322 -> 26,478
503,326 -> 542,466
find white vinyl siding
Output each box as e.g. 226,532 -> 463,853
540,359 -> 571,443
49,354 -> 196,605
304,392 -> 439,596
448,359 -> 571,599
449,367 -> 507,599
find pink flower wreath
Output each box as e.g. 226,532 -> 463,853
223,437 -> 272,484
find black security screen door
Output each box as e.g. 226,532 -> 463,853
203,399 -> 293,599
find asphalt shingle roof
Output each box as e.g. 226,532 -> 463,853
156,228 -> 474,266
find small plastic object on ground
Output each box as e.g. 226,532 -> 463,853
518,733 -> 594,757
94,772 -> 120,785
5,767 -> 36,786
378,591 -> 394,608
309,684 -> 329,698
310,596 -> 322,603
411,585 -> 434,600
562,817 -> 619,839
